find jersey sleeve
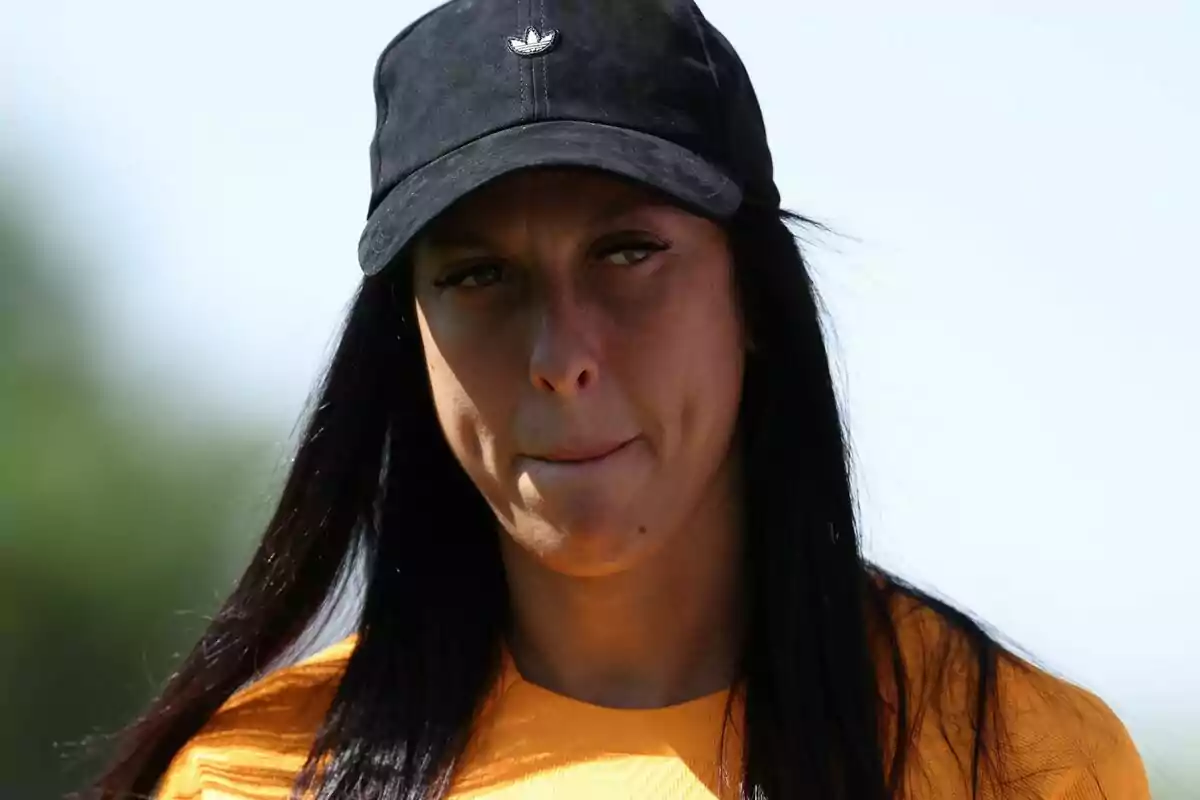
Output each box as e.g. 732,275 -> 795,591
153,744 -> 203,799
152,636 -> 357,799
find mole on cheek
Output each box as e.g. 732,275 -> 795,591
637,525 -> 648,535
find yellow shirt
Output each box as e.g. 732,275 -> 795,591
154,598 -> 1149,799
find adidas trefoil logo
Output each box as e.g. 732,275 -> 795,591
508,26 -> 558,57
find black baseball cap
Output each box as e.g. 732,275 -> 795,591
357,0 -> 780,276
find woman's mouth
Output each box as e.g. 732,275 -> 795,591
517,438 -> 641,484
531,439 -> 635,464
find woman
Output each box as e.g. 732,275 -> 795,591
88,1 -> 1149,798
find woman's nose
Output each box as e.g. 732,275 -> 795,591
527,293 -> 600,397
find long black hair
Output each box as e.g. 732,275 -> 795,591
85,201 -> 1011,800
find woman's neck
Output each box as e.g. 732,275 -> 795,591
500,476 -> 744,709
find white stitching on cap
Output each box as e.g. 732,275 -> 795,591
515,0 -> 527,111
540,0 -> 549,114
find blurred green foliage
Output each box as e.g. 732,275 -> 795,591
0,179 -> 278,798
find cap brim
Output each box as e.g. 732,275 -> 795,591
357,120 -> 742,276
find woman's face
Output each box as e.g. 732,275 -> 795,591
411,169 -> 746,577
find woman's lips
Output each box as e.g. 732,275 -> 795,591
531,439 -> 634,464
516,438 -> 640,484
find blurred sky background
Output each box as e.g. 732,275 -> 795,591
3,1 -> 1198,796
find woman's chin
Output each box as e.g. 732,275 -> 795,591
505,508 -> 662,578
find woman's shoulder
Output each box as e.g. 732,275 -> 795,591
989,657 -> 1149,798
214,633 -> 358,717
881,583 -> 1150,798
154,634 -> 358,798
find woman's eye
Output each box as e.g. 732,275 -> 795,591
605,249 -> 651,266
599,241 -> 667,267
435,262 -> 504,290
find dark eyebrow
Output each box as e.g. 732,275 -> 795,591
590,193 -> 678,226
418,226 -> 494,252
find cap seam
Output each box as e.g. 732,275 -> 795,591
540,0 -> 550,118
528,0 -> 540,118
688,3 -> 722,94
369,44 -> 396,194
687,2 -> 743,198
368,1 -> 455,204
516,0 -> 527,117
